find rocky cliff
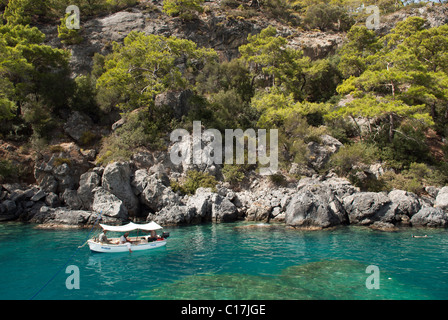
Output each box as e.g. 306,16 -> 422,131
2,142 -> 448,230
36,1 -> 448,76
2,2 -> 448,230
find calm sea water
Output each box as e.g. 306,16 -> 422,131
1,222 -> 447,300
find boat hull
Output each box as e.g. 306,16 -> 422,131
88,239 -> 167,253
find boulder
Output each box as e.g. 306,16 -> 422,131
307,134 -> 342,170
131,169 -> 150,196
31,189 -> 46,202
62,189 -> 82,210
343,192 -> 392,226
30,207 -> 96,228
45,192 -> 60,208
388,190 -> 422,225
53,163 -> 75,193
410,207 -> 448,228
434,186 -> 448,210
102,162 -> 139,217
154,90 -> 192,119
0,200 -> 18,221
246,199 -> 272,222
297,177 -> 358,200
289,163 -> 316,177
77,171 -> 101,209
370,221 -> 398,232
148,205 -> 197,226
38,175 -> 58,194
140,175 -> 180,213
185,188 -> 213,220
425,186 -> 440,199
285,185 -> 347,229
63,111 -> 94,142
92,187 -> 128,221
211,195 -> 238,222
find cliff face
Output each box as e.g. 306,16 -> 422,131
40,2 -> 347,75
38,1 -> 448,75
2,2 -> 448,229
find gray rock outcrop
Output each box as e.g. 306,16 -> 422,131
92,187 -> 128,221
77,170 -> 102,209
286,184 -> 348,229
102,162 -> 140,217
343,192 -> 393,226
410,207 -> 448,228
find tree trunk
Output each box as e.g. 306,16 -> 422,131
350,115 -> 363,141
431,103 -> 437,121
389,113 -> 395,143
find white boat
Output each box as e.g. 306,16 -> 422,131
87,221 -> 169,253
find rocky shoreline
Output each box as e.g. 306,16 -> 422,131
2,154 -> 448,231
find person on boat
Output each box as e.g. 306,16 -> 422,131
147,230 -> 159,242
98,230 -> 110,244
412,235 -> 428,238
119,232 -> 133,252
119,232 -> 132,244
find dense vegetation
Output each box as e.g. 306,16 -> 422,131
1,0 -> 448,194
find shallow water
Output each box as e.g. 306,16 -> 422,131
1,222 -> 447,300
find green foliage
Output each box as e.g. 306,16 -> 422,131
378,161 -> 448,194
304,57 -> 342,102
329,142 -> 379,176
0,24 -> 72,137
96,31 -> 217,112
0,159 -> 18,182
330,18 -> 448,150
3,0 -> 50,25
70,75 -> 101,121
162,0 -> 204,19
337,26 -> 380,78
376,121 -> 431,168
49,145 -> 65,153
251,88 -> 330,167
239,26 -> 310,100
173,170 -> 218,195
268,173 -> 287,186
96,109 -> 153,165
303,3 -> 354,31
57,13 -> 83,45
79,130 -> 97,146
222,164 -> 246,187
3,0 -> 139,25
54,157 -> 72,167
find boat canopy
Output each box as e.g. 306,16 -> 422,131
99,221 -> 163,232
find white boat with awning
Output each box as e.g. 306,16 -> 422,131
87,221 -> 169,253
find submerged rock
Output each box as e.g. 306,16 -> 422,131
139,259 -> 417,300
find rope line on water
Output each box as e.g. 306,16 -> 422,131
29,211 -> 102,300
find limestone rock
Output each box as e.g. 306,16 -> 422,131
77,171 -> 102,209
410,207 -> 448,228
102,162 -> 139,217
343,192 -> 392,226
92,187 -> 128,221
286,184 -> 347,229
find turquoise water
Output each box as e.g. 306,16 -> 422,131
1,222 -> 448,300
